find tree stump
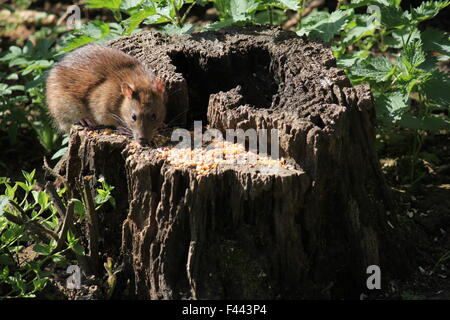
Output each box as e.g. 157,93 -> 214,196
61,26 -> 412,299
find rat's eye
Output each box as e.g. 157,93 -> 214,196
150,113 -> 156,121
131,113 -> 137,121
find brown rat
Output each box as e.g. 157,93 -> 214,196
46,44 -> 167,145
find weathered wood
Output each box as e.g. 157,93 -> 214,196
61,26 -> 413,299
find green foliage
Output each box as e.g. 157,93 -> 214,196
95,176 -> 116,210
0,171 -> 116,298
0,171 -> 66,298
401,291 -> 426,300
324,1 -> 450,135
0,37 -> 61,152
298,0 -> 449,181
297,9 -> 350,42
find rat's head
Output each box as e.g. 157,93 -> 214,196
120,78 -> 166,146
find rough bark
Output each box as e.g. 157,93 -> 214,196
61,26 -> 412,299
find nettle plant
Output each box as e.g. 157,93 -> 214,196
296,0 -> 450,180
62,0 -> 304,49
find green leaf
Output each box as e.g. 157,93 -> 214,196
123,6 -> 156,34
16,182 -> 31,192
6,73 -> 18,80
33,243 -> 52,256
399,114 -> 450,132
421,28 -> 450,58
400,39 -> 426,71
0,196 -> 9,216
279,0 -> 300,10
0,254 -> 14,265
423,72 -> 450,105
86,0 -> 121,10
299,9 -> 330,27
50,253 -> 65,264
1,266 -> 10,279
22,169 -> 36,184
202,19 -> 235,31
8,85 -> 25,91
120,0 -> 143,11
380,5 -> 411,28
4,184 -> 17,199
72,199 -> 86,220
297,10 -> 350,42
63,36 -> 94,52
70,243 -> 86,256
389,28 -> 421,49
32,277 -> 48,292
51,147 -> 68,160
376,91 -> 409,121
341,0 -> 391,9
351,56 -> 393,82
412,1 -> 450,22
81,21 -> 111,39
230,0 -> 259,21
160,23 -> 195,35
35,191 -> 49,208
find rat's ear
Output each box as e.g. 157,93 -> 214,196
153,78 -> 165,94
121,83 -> 135,99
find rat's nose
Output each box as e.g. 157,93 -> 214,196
138,137 -> 148,146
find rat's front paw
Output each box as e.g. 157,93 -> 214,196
77,118 -> 98,130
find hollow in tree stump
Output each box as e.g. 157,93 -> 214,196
61,26 -> 413,299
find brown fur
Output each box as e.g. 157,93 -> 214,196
46,44 -> 166,144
